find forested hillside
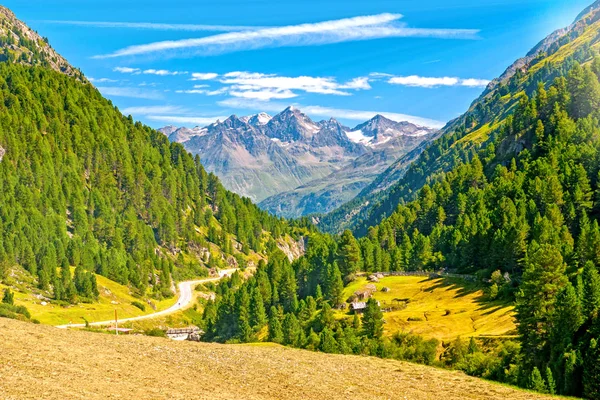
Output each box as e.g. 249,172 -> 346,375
319,1 -> 600,236
0,60 -> 307,305
200,47 -> 600,400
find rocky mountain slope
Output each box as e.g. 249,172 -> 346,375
0,6 -> 83,81
161,109 -> 437,217
318,0 -> 600,235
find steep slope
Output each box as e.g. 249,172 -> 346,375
163,111 -> 437,216
0,318 -> 555,400
0,8 -> 297,312
320,1 -> 600,235
0,6 -> 83,80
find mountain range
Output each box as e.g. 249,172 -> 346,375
160,108 -> 437,217
317,0 -> 600,235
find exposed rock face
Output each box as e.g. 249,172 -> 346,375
0,6 -> 84,81
0,145 -> 4,162
160,109 -> 437,216
277,237 -> 306,262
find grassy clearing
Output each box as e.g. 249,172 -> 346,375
0,318 -> 556,400
340,276 -> 516,341
0,273 -> 177,326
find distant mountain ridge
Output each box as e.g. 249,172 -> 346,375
318,0 -> 600,235
160,108 -> 438,217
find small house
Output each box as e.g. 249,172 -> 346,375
350,302 -> 367,313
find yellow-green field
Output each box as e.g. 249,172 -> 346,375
0,273 -> 177,326
340,276 -> 516,341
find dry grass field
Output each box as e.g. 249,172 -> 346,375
0,318 -> 557,400
340,276 -> 516,341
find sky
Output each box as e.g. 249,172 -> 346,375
5,0 -> 595,129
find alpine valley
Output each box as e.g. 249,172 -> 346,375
4,1 -> 600,400
160,109 -> 437,217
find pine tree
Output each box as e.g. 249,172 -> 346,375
545,367 -> 556,395
530,367 -> 547,393
2,288 -> 14,305
583,338 -> 600,399
268,306 -> 283,344
337,230 -> 362,276
319,328 -> 338,353
325,263 -> 343,306
282,313 -> 302,347
249,287 -> 267,329
582,261 -> 600,316
362,298 -> 384,339
517,244 -> 567,370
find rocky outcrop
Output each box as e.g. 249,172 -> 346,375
277,237 -> 306,262
0,6 -> 84,81
0,145 -> 4,162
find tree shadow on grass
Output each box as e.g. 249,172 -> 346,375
422,277 -> 511,313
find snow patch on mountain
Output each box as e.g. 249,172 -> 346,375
345,129 -> 373,145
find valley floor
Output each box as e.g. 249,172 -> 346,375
0,318 -> 554,400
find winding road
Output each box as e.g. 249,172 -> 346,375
56,268 -> 237,329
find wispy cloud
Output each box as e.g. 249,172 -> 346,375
114,66 -> 140,74
89,77 -> 118,83
147,115 -> 229,125
94,14 -> 479,59
176,71 -> 371,100
121,105 -> 185,115
114,66 -> 187,76
175,88 -> 227,96
143,69 -> 188,76
217,98 -> 445,128
97,86 -> 163,100
190,72 -> 219,80
387,74 -> 490,88
43,20 -> 261,32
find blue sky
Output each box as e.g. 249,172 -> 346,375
6,0 -> 594,129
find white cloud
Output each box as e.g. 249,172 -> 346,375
143,69 -> 187,76
229,88 -> 298,100
89,77 -> 118,83
190,72 -> 219,80
217,98 -> 445,128
114,66 -> 187,76
218,71 -> 370,100
177,71 -> 371,100
97,86 -> 163,100
176,88 -> 227,96
146,115 -> 229,125
460,78 -> 491,87
387,75 -> 489,88
121,105 -> 184,115
43,20 -> 261,32
94,14 -> 479,58
113,66 -> 140,74
340,77 -> 371,90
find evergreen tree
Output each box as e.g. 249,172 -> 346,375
337,230 -> 362,276
268,306 -> 283,344
249,287 -> 267,329
582,261 -> 600,316
319,328 -> 338,353
517,244 -> 567,370
362,298 -> 384,339
2,288 -> 14,305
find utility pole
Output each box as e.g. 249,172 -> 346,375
115,309 -> 118,336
